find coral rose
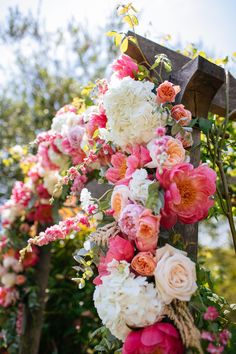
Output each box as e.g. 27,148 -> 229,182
157,163 -> 216,228
164,137 -> 186,169
122,322 -> 184,354
111,185 -> 131,219
131,252 -> 156,276
171,104 -> 192,126
136,209 -> 160,251
154,244 -> 197,304
156,81 -> 180,104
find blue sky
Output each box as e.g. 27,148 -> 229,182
0,0 -> 235,59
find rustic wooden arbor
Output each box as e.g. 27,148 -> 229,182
19,33 -> 236,354
125,32 -> 236,259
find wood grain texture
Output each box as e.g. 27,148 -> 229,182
126,32 -> 236,119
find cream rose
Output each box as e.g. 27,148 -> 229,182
154,244 -> 197,304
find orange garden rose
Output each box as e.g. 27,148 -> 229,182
131,252 -> 156,276
156,81 -> 180,104
171,104 -> 192,126
136,209 -> 161,251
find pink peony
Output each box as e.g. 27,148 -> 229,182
119,204 -> 144,240
156,81 -> 181,105
126,145 -> 152,172
136,209 -> 160,251
203,306 -> 219,321
93,235 -> 134,285
112,54 -> 138,79
105,153 -> 128,184
157,163 -> 216,228
122,322 -> 184,354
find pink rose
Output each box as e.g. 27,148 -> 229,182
171,104 -> 192,126
156,81 -> 181,104
118,204 -> 144,240
157,163 -> 216,228
112,54 -> 138,79
136,209 -> 160,251
122,322 -> 184,354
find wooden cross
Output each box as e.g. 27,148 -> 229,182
126,32 -> 236,260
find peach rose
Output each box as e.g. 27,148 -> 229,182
131,252 -> 157,276
176,131 -> 193,148
163,137 -> 186,169
171,104 -> 192,126
156,81 -> 180,104
111,185 -> 131,219
136,209 -> 161,251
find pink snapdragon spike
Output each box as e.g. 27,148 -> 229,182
122,322 -> 184,354
203,306 -> 219,321
157,163 -> 216,228
93,235 -> 134,285
207,343 -> 224,354
112,54 -> 138,79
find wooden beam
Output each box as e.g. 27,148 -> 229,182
126,32 -> 236,119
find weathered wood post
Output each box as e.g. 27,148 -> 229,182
19,244 -> 51,354
126,32 -> 236,259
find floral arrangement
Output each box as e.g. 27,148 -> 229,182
17,48 -> 234,353
1,5 -> 235,353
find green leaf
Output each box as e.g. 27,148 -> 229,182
145,182 -> 164,215
120,37 -> 129,53
199,117 -> 212,134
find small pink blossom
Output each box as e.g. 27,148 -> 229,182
207,343 -> 224,354
112,54 -> 138,79
156,127 -> 166,137
11,182 -> 31,207
219,329 -> 231,345
201,331 -> 216,342
204,306 -> 219,321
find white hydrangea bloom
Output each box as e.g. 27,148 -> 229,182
94,260 -> 163,341
129,169 -> 153,204
51,112 -> 82,135
103,77 -> 167,147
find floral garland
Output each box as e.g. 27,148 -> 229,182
18,52 -> 234,353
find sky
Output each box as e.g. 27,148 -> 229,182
0,0 -> 235,60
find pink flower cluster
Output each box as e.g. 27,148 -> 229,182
29,214 -> 89,246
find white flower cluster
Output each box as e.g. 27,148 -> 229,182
129,169 -> 153,204
51,112 -> 82,135
103,77 -> 167,148
80,188 -> 95,213
94,260 -> 163,341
